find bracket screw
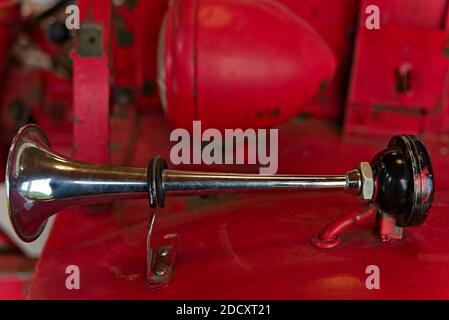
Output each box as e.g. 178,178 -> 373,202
158,247 -> 170,257
154,265 -> 167,277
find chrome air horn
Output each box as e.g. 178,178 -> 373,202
6,124 -> 434,244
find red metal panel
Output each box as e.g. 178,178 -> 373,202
110,0 -> 167,111
0,0 -> 19,84
0,67 -> 73,157
344,0 -> 449,138
111,4 -> 137,90
0,1 -> 20,157
72,0 -> 111,164
277,0 -> 360,119
0,276 -> 28,300
0,253 -> 35,300
345,26 -> 449,137
133,0 -> 168,110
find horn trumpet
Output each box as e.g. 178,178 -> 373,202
5,124 -> 434,243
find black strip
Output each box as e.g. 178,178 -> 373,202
147,156 -> 168,209
155,157 -> 168,208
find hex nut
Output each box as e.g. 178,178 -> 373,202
358,162 -> 374,200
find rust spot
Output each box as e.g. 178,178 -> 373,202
256,107 -> 280,119
296,112 -> 311,120
127,0 -> 138,10
318,79 -> 330,96
443,47 -> 449,58
269,106 -> 280,118
45,104 -> 66,122
116,28 -> 134,47
110,142 -> 121,153
373,104 -> 426,116
109,266 -> 140,281
142,80 -> 156,96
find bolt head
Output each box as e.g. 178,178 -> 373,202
158,247 -> 170,257
155,265 -> 167,277
358,162 -> 374,200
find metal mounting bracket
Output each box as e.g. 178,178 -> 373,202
145,209 -> 176,289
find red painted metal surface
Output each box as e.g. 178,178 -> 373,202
72,0 -> 111,164
0,252 -> 35,300
277,0 -> 360,119
344,0 -> 449,138
111,1 -> 168,111
0,0 -> 74,155
0,1 -> 19,82
0,67 -> 73,156
132,0 -> 168,111
0,274 -> 30,300
28,113 -> 449,299
162,0 -> 336,130
345,26 -> 449,137
0,0 -> 20,156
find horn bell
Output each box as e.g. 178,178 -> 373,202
5,124 -> 148,242
6,124 -> 52,242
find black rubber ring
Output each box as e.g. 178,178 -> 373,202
147,158 -> 157,209
155,157 -> 168,208
147,156 -> 168,209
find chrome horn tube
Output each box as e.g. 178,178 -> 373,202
5,125 -> 434,243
